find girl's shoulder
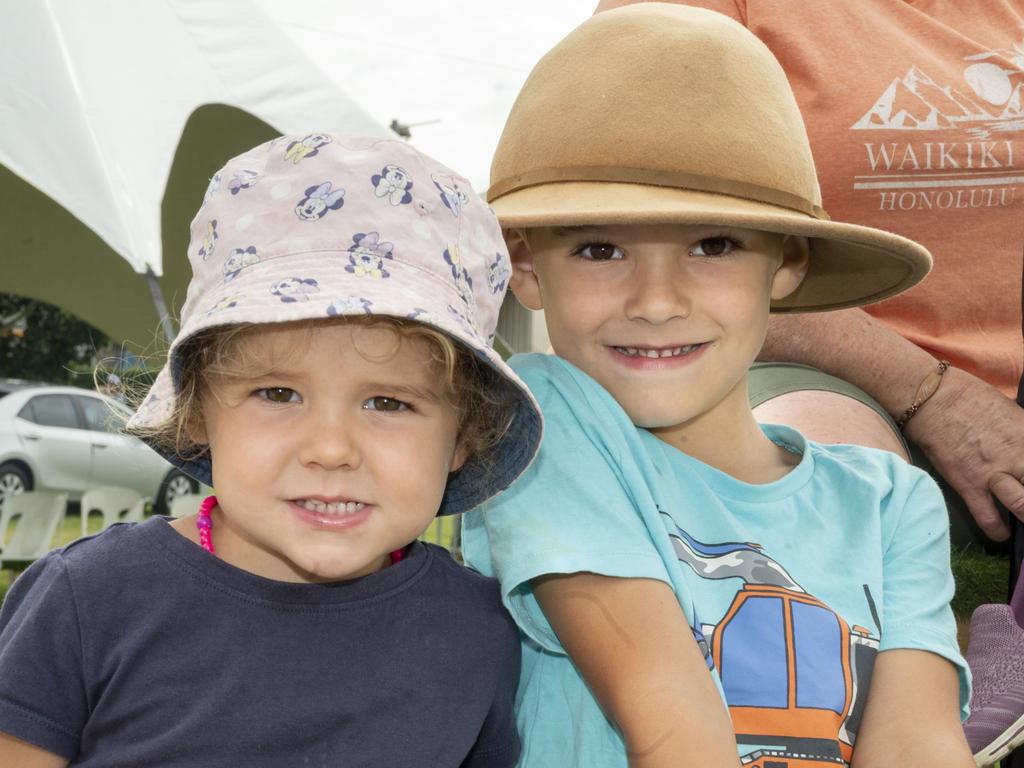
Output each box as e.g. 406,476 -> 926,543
0,520 -> 167,641
53,515 -> 170,576
415,543 -> 517,631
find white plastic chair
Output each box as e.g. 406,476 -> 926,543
122,497 -> 148,524
0,490 -> 68,569
80,486 -> 143,538
169,494 -> 205,518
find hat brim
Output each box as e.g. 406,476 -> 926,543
490,181 -> 932,312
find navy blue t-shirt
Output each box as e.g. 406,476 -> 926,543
0,517 -> 520,767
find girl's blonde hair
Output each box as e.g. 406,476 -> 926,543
127,316 -> 516,471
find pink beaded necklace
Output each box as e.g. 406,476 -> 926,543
195,495 -> 406,564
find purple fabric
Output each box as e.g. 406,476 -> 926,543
964,604 -> 1024,762
1011,570 -> 1024,629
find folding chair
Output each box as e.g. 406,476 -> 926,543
80,486 -> 144,538
0,490 -> 69,570
122,497 -> 148,524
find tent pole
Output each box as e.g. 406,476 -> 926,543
144,267 -> 177,343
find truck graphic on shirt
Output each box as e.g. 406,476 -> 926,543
667,524 -> 880,767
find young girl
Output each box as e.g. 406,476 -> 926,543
0,135 -> 541,767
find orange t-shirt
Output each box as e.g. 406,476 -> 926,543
599,0 -> 1024,395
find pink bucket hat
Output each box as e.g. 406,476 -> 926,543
128,134 -> 542,516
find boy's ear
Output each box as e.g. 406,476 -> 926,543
505,230 -> 544,311
770,235 -> 811,301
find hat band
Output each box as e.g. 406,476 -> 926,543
488,165 -> 830,221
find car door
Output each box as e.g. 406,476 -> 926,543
15,393 -> 94,493
74,394 -> 166,496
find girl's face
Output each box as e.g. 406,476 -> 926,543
190,321 -> 466,583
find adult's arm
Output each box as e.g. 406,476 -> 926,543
850,650 -> 972,767
534,572 -> 741,768
760,308 -> 1024,540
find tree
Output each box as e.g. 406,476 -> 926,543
0,294 -> 109,386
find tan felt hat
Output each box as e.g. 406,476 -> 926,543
488,3 -> 932,312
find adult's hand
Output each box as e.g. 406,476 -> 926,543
905,367 -> 1024,541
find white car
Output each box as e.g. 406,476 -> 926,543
0,381 -> 198,513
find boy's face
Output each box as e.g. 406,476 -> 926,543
509,223 -> 808,433
193,322 -> 465,583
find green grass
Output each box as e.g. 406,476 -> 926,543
951,547 -> 1011,618
950,546 -> 1011,653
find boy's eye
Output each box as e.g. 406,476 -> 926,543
572,242 -> 624,261
363,396 -> 409,413
257,387 -> 300,404
690,237 -> 740,257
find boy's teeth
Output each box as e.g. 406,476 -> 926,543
616,344 -> 699,358
299,499 -> 366,515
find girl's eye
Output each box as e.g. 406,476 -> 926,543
363,396 -> 409,413
257,387 -> 300,404
691,236 -> 741,258
572,242 -> 624,261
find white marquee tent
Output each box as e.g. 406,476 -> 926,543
0,0 -> 387,349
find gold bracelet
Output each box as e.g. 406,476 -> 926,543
896,360 -> 951,430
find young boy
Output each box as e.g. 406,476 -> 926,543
462,6 -> 972,767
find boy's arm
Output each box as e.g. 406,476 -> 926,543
850,649 -> 973,767
0,733 -> 68,768
854,459 -> 971,765
534,572 -> 741,768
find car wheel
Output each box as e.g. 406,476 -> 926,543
0,463 -> 31,506
155,469 -> 200,515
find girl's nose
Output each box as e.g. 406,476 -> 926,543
296,409 -> 362,471
623,257 -> 692,324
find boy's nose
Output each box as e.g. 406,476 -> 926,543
296,410 -> 362,471
623,258 -> 691,324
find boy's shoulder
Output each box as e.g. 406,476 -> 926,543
508,353 -> 633,431
806,436 -> 925,478
508,352 -> 580,393
509,353 -> 607,396
800,434 -> 938,505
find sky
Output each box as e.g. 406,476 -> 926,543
256,0 -> 596,192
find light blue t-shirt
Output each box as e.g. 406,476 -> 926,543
463,354 -> 969,768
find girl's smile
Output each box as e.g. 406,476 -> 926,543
287,498 -> 375,531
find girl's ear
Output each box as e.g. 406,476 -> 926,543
449,439 -> 469,474
186,410 -> 209,447
770,235 -> 811,301
506,230 -> 544,311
